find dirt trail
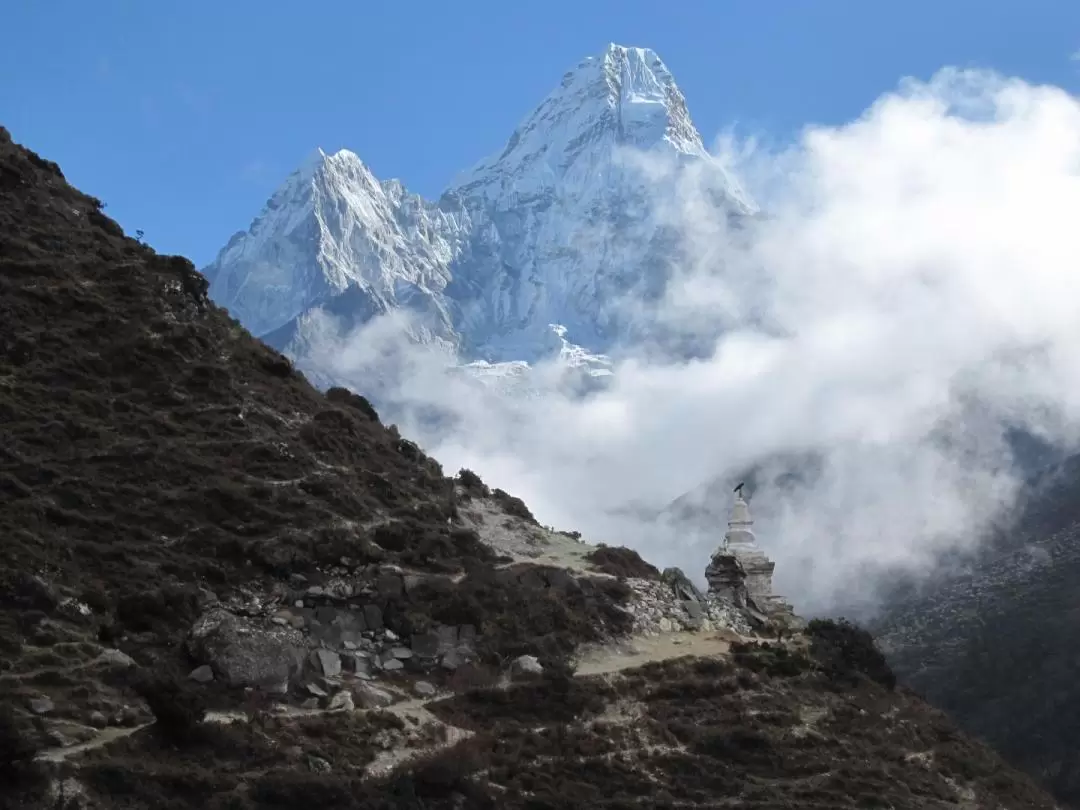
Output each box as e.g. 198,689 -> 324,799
575,630 -> 736,676
458,497 -> 603,574
37,724 -> 151,763
36,627 -> 740,766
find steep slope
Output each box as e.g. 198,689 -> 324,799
873,452 -> 1080,807
202,44 -> 754,376
0,128 -> 1057,810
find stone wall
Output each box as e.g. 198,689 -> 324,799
185,564 -> 484,699
624,573 -> 752,637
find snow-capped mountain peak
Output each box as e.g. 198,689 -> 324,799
449,43 -> 708,204
203,43 -> 756,386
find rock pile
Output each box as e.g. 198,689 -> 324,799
184,564 -> 481,699
624,571 -> 752,637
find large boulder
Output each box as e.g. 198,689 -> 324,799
704,552 -> 748,607
662,567 -> 706,603
510,654 -> 544,679
187,609 -> 306,689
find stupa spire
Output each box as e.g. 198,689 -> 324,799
723,489 -> 757,549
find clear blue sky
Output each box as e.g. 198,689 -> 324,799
3,0 -> 1079,267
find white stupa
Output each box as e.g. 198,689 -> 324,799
706,487 -> 782,613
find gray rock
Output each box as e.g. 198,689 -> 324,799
384,628 -> 399,641
301,697 -> 320,710
683,600 -> 704,620
342,652 -> 372,676
440,649 -> 468,671
93,648 -> 136,670
435,625 -> 458,651
88,711 -> 108,729
187,608 -> 305,689
29,697 -> 54,715
458,625 -> 478,646
377,573 -> 404,598
413,681 -> 436,697
411,632 -> 440,658
391,646 -> 413,660
47,730 -> 76,748
188,664 -> 215,683
270,617 -> 288,626
305,682 -> 328,698
353,682 -> 395,709
510,655 -> 544,678
662,567 -> 707,604
339,630 -> 362,646
362,604 -> 383,631
327,690 -> 354,712
383,659 -> 404,672
313,648 -> 342,678
307,755 -> 332,773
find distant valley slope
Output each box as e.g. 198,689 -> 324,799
873,451 -> 1080,807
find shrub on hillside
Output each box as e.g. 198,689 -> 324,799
807,618 -> 896,690
585,545 -> 660,580
491,488 -> 536,523
135,675 -> 208,743
325,386 -> 380,422
456,468 -> 489,497
0,703 -> 43,788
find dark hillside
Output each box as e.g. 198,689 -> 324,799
0,127 -> 1060,809
0,122 -> 631,760
0,123 -> 495,669
875,460 -> 1080,807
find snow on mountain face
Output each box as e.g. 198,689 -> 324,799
204,149 -> 470,339
202,43 -> 754,378
451,44 -> 745,203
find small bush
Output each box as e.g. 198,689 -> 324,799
326,386 -> 380,422
491,488 -> 536,523
135,675 -> 207,743
731,642 -> 812,678
807,618 -> 896,690
456,468 -> 489,496
0,703 -> 43,786
585,545 -> 660,580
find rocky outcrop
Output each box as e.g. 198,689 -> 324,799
187,609 -> 306,690
625,572 -> 752,637
704,552 -> 749,607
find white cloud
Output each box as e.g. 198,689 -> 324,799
303,68 -> 1080,616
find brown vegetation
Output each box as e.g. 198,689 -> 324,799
0,127 -> 1059,809
585,545 -> 662,580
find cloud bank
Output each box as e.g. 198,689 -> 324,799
305,68 -> 1080,615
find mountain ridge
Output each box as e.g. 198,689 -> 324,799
202,43 -> 753,380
